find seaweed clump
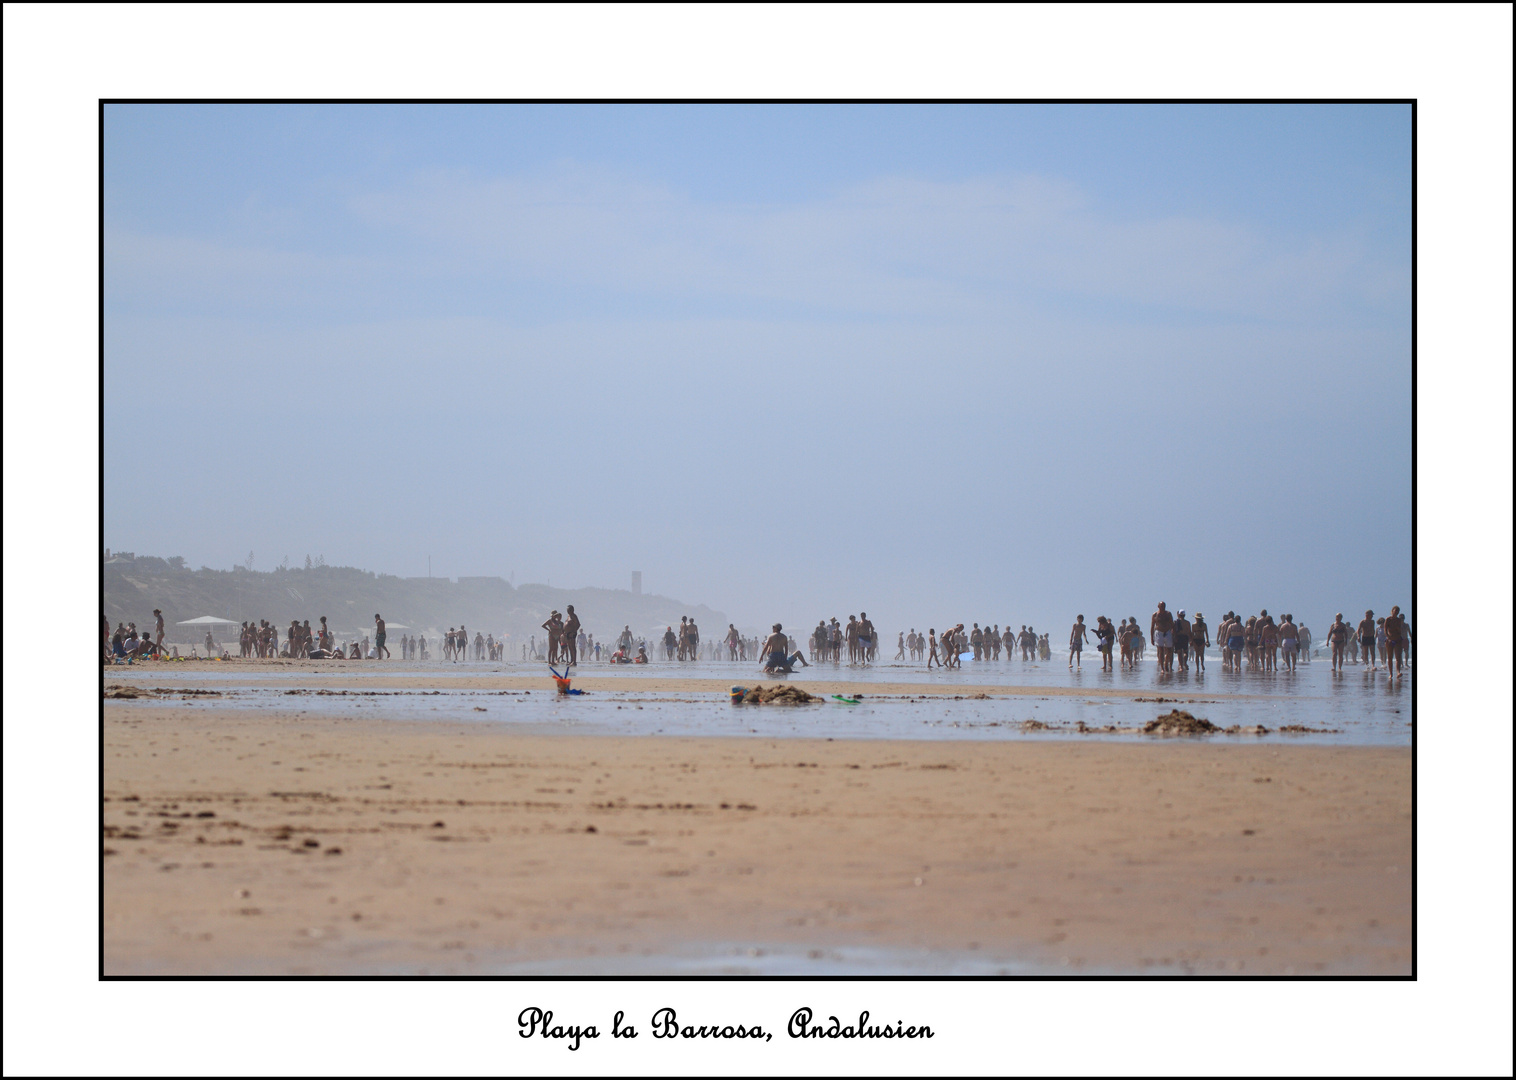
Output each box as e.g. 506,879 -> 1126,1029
739,684 -> 818,705
1144,710 -> 1220,735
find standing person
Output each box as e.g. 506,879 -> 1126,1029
1150,602 -> 1175,673
970,624 -> 984,662
926,628 -> 941,669
1068,615 -> 1089,669
1215,612 -> 1234,671
374,615 -> 389,659
663,626 -> 677,660
1191,612 -> 1209,672
1326,613 -> 1350,671
1384,605 -> 1409,676
1094,616 -> 1115,671
153,609 -> 165,651
858,613 -> 875,665
1357,610 -> 1377,671
457,625 -> 468,663
1173,611 -> 1192,673
542,613 -> 562,665
895,631 -> 906,660
1261,611 -> 1281,672
1279,614 -> 1300,672
561,605 -> 581,666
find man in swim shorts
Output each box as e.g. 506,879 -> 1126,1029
1357,610 -> 1377,671
374,614 -> 389,659
1279,614 -> 1300,671
760,623 -> 808,672
1068,615 -> 1088,669
1150,602 -> 1175,673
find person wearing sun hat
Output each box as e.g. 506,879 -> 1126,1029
1190,612 -> 1209,672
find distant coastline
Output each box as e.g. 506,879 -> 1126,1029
102,553 -> 727,643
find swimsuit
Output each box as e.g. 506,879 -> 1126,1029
1154,631 -> 1173,648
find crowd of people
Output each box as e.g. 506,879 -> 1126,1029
107,599 -> 1411,680
1057,603 -> 1410,677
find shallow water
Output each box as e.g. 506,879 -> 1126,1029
107,654 -> 1412,745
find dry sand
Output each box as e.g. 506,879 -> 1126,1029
103,706 -> 1410,975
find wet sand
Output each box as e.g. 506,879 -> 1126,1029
103,706 -> 1411,975
105,663 -> 1269,699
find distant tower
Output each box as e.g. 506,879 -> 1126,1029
631,571 -> 642,596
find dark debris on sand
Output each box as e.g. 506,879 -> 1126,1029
737,684 -> 819,705
1144,710 -> 1221,735
104,685 -> 222,699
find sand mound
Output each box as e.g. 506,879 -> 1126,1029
1144,710 -> 1219,735
739,684 -> 819,705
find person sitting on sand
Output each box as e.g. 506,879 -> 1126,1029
761,623 -> 809,673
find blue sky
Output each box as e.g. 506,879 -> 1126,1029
104,103 -> 1411,632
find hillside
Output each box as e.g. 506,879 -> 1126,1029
103,556 -> 727,647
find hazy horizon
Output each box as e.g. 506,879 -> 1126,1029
105,104 -> 1412,633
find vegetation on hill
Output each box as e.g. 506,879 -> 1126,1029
103,556 -> 726,646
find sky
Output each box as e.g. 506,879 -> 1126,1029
104,103 -> 1412,633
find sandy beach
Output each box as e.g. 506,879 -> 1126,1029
104,704 -> 1411,975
